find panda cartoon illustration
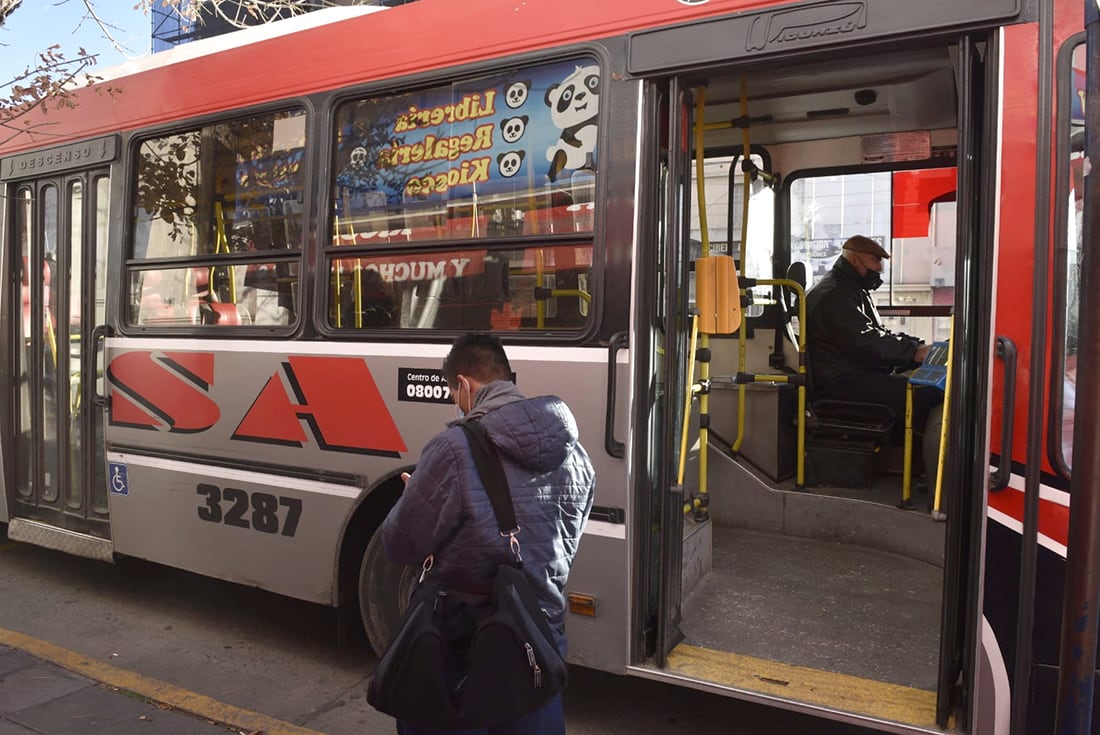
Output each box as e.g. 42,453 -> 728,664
544,65 -> 600,183
500,115 -> 528,144
349,146 -> 368,169
504,81 -> 531,109
497,150 -> 525,178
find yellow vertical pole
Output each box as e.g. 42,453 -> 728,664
678,315 -> 700,487
332,216 -> 343,328
932,319 -> 955,519
902,385 -> 914,506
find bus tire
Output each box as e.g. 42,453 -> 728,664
358,528 -> 418,657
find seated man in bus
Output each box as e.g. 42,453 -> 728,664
805,235 -> 942,455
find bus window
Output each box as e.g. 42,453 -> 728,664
789,168 -> 956,343
329,57 -> 601,242
127,109 -> 306,328
327,244 -> 593,331
129,262 -> 300,327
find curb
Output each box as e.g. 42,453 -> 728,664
0,627 -> 327,735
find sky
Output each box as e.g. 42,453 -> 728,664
0,0 -> 152,84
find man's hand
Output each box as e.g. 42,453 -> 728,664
915,344 -> 931,363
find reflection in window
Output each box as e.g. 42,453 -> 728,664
328,244 -> 592,332
128,109 -> 306,328
129,263 -> 299,326
1059,42 -> 1086,469
330,58 -> 601,243
132,111 -> 307,258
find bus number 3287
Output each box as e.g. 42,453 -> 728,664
196,484 -> 303,537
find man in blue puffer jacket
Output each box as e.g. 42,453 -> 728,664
381,332 -> 596,735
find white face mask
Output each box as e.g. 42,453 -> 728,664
454,377 -> 470,420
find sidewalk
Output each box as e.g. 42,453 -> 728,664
0,645 -> 235,735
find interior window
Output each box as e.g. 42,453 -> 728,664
688,152 -> 773,307
789,168 -> 956,344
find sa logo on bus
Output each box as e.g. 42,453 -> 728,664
106,352 -> 408,457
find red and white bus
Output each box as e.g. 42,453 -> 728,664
0,1 -> 1096,733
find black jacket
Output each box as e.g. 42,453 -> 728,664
804,256 -> 920,395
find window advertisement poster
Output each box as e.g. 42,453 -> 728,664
332,57 -> 601,241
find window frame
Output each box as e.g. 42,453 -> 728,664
121,104 -> 311,335
318,53 -> 608,339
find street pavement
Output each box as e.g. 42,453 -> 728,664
0,645 -> 236,735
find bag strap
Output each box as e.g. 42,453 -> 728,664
460,421 -> 522,560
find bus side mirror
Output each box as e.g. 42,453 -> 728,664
695,255 -> 740,335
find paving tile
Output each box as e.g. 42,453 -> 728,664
107,707 -> 235,735
0,717 -> 37,735
0,662 -> 91,713
0,649 -> 35,678
11,683 -> 154,735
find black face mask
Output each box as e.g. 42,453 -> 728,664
859,270 -> 883,291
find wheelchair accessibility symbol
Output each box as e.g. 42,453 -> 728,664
108,463 -> 129,496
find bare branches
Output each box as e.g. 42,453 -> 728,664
1,1 -> 387,147
0,45 -> 104,146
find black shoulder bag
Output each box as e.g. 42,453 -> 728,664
367,420 -> 568,728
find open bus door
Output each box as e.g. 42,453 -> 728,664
634,25 -> 999,731
634,77 -> 693,668
4,161 -> 112,557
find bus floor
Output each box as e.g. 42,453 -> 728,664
679,524 -> 942,691
658,440 -> 948,729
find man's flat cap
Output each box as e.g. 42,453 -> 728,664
841,235 -> 890,259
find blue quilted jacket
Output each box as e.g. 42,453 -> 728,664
381,380 -> 595,634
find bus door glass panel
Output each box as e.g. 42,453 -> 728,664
41,184 -> 60,504
789,168 -> 957,341
91,175 -> 110,514
66,180 -> 84,510
1058,41 -> 1086,471
15,188 -> 33,503
653,83 -> 692,664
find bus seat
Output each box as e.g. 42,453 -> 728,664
199,302 -> 244,325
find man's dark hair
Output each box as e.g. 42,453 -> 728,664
442,333 -> 512,387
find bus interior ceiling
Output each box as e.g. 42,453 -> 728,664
664,42 -> 961,723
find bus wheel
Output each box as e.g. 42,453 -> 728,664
358,529 -> 418,656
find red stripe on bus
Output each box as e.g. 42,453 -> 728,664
988,486 -> 1069,548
